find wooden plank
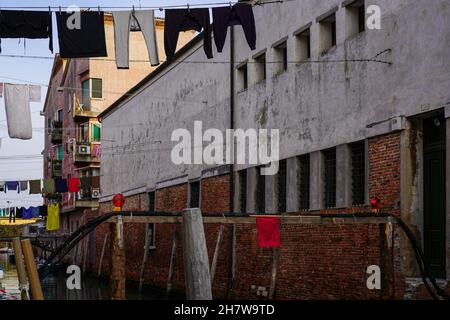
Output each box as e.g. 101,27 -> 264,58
210,225 -> 224,284
110,220 -> 126,300
12,238 -> 29,300
21,239 -> 44,300
138,224 -> 151,292
182,208 -> 212,300
97,232 -> 109,277
107,215 -> 392,225
379,220 -> 394,299
269,247 -> 280,299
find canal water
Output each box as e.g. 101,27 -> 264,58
1,254 -> 179,300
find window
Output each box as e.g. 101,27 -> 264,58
239,170 -> 247,213
298,154 -> 310,210
81,79 -> 90,107
273,40 -> 288,75
255,166 -> 266,213
56,109 -> 63,122
79,123 -> 89,142
318,11 -> 337,54
148,191 -> 155,213
254,52 -> 266,83
91,78 -> 103,99
237,63 -> 248,91
323,148 -> 337,208
345,0 -> 365,37
277,159 -> 287,213
294,27 -> 311,61
350,141 -> 366,205
92,123 -> 101,141
189,181 -> 200,208
57,144 -> 63,161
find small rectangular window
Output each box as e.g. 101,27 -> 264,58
298,154 -> 310,210
273,40 -> 288,75
318,12 -> 337,54
295,27 -> 311,61
254,52 -> 266,83
277,159 -> 287,213
91,78 -> 103,99
323,148 -> 337,208
189,181 -> 200,208
350,141 -> 366,205
255,166 -> 266,213
239,170 -> 247,213
237,63 -> 248,91
345,0 -> 365,37
81,79 -> 90,107
148,191 -> 155,213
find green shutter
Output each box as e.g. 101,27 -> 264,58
91,78 -> 102,99
57,144 -> 63,160
93,124 -> 101,141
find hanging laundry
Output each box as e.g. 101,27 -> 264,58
256,217 -> 281,248
0,181 -> 4,192
5,181 -> 20,193
29,179 -> 41,194
19,181 -> 28,192
68,178 -> 80,193
46,203 -> 60,231
22,207 -> 33,219
113,10 -> 159,69
15,207 -> 23,219
56,11 -> 107,58
3,83 -> 33,140
164,9 -> 212,60
9,207 -> 16,223
0,10 -> 53,53
39,205 -> 48,217
55,178 -> 68,193
92,144 -> 101,158
42,178 -> 55,195
212,3 -> 256,53
30,207 -> 40,218
29,85 -> 41,102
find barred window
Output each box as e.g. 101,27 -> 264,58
189,181 -> 200,208
148,191 -> 155,213
351,141 -> 366,205
298,154 -> 310,210
277,160 -> 287,213
239,170 -> 247,213
323,148 -> 337,208
256,166 -> 266,213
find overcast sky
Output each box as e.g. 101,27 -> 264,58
0,0 -> 224,208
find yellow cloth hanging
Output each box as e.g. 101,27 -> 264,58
46,203 -> 60,231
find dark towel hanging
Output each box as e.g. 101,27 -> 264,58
56,11 -> 107,58
0,10 -> 53,53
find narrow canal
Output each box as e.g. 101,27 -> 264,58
1,253 -> 179,300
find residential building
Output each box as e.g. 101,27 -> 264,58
42,14 -> 195,266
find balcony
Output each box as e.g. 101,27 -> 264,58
50,121 -> 62,143
51,161 -> 62,177
73,142 -> 101,163
73,94 -> 100,121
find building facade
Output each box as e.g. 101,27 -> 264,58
42,15 -> 194,265
95,0 -> 450,299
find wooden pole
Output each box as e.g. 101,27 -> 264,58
210,225 -> 224,283
268,247 -> 280,299
12,238 -> 29,300
138,224 -> 151,292
379,219 -> 394,299
110,217 -> 126,300
182,208 -> 212,300
166,227 -> 179,297
21,239 -> 44,300
97,232 -> 109,277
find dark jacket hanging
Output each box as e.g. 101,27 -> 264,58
164,8 -> 212,60
0,10 -> 53,53
56,11 -> 107,58
212,3 -> 256,53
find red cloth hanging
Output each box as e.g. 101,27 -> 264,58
256,217 -> 280,248
68,178 -> 80,192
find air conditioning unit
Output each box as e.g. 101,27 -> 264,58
78,145 -> 91,155
91,188 -> 101,198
